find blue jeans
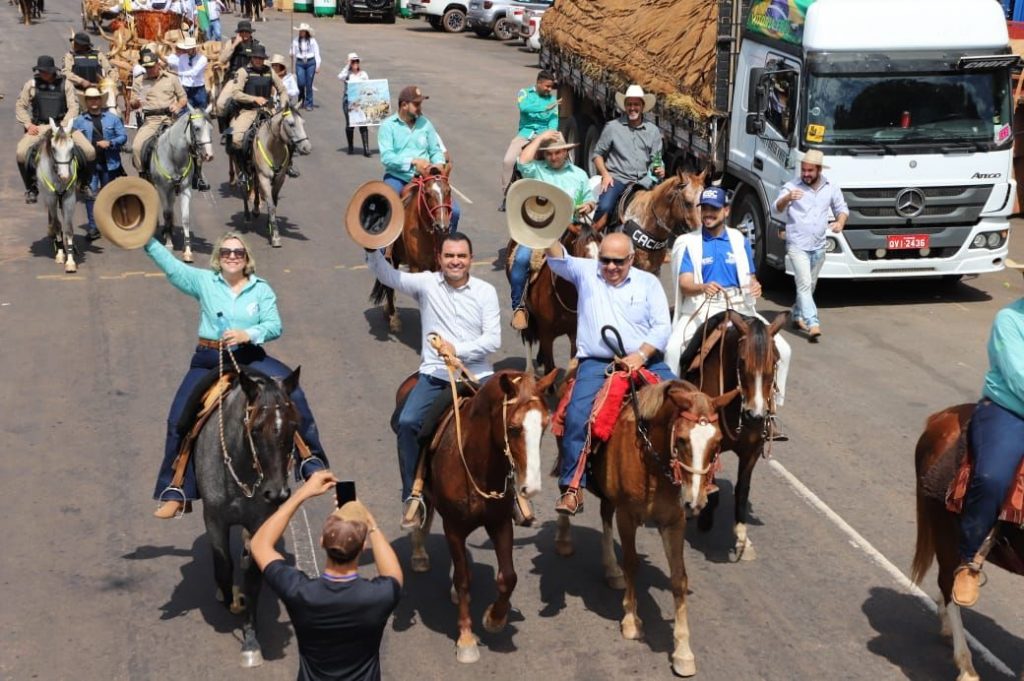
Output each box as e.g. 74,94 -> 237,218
393,373 -> 448,500
594,178 -> 628,224
84,166 -> 123,232
184,85 -> 208,110
960,399 -> 1024,561
509,243 -> 533,309
153,345 -> 327,502
559,358 -> 676,488
383,174 -> 461,231
295,59 -> 316,109
787,244 -> 826,327
207,18 -> 222,41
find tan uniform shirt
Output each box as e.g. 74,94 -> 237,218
62,51 -> 114,89
231,67 -> 287,107
131,69 -> 186,113
15,77 -> 79,129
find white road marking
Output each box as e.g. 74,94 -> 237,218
450,184 -> 473,205
287,505 -> 320,577
768,458 -> 1014,677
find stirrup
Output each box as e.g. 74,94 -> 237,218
555,488 -> 583,516
297,455 -> 326,481
155,487 -> 189,519
954,561 -> 988,585
401,495 -> 427,530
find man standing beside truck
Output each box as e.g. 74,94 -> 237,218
774,150 -> 848,342
592,84 -> 665,233
500,70 -> 559,203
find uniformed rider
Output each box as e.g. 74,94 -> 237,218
215,20 -> 262,117
15,55 -> 96,204
228,44 -> 287,162
62,32 -> 116,113
130,49 -> 187,176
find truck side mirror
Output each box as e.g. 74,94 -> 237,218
746,67 -> 767,135
746,112 -> 765,135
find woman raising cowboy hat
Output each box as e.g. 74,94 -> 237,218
92,189 -> 332,517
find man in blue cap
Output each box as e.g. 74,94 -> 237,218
665,186 -> 791,432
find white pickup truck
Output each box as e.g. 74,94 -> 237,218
408,0 -> 468,32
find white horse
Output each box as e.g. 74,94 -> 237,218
35,121 -> 80,273
145,106 -> 214,262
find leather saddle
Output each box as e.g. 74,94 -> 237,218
139,121 -> 172,180
392,373 -> 476,455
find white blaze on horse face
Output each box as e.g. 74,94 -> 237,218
686,421 -> 716,508
748,372 -> 767,419
430,181 -> 447,230
522,408 -> 543,497
585,241 -> 599,259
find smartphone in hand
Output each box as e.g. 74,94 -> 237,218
335,480 -> 356,508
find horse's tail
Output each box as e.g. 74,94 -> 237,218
370,279 -> 392,306
910,488 -> 936,585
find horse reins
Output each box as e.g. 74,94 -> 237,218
411,174 -> 453,233
216,341 -> 266,498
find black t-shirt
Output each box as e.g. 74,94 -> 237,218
263,560 -> 401,681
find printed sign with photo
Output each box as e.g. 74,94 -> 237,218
346,79 -> 392,127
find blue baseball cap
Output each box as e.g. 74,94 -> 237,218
698,187 -> 728,208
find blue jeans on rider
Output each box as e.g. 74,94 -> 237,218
959,398 -> 1024,561
594,179 -> 628,225
393,373 -> 448,501
184,85 -> 208,110
84,166 -> 122,233
383,174 -> 461,231
509,243 -> 533,309
295,58 -> 316,109
559,357 -> 676,488
153,345 -> 328,502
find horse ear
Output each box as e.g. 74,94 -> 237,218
535,369 -> 559,394
767,311 -> 789,337
49,118 -> 58,133
725,310 -> 750,336
697,168 -> 708,183
281,366 -> 301,395
238,369 -> 261,401
499,372 -> 522,399
713,388 -> 741,410
205,103 -> 214,115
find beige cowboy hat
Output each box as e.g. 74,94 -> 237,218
269,53 -> 288,67
615,84 -> 656,113
94,177 -> 160,250
345,181 -> 404,249
294,22 -> 314,36
800,149 -> 829,168
175,36 -> 198,50
83,86 -> 103,98
506,179 -> 574,249
539,131 -> 578,153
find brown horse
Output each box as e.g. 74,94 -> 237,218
911,403 -> 1024,681
371,168 -> 453,333
679,310 -> 788,560
555,379 -> 738,677
397,369 -> 558,663
505,229 -> 600,376
623,170 -> 706,275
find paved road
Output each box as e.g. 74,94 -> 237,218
2,4 -> 1023,680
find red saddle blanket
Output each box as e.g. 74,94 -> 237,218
552,367 -> 661,441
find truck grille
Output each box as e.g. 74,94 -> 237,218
846,186 -> 970,200
851,247 -> 959,261
845,184 -> 993,229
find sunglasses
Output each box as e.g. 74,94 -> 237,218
599,255 -> 630,266
219,248 -> 247,259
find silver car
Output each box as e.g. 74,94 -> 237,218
467,0 -> 548,40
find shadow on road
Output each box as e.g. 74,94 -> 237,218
862,586 -> 1023,680
762,276 -> 992,310
362,306 -> 421,351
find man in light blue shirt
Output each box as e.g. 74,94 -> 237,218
501,70 -> 558,192
377,84 -> 461,229
774,149 -> 848,340
545,232 -> 675,515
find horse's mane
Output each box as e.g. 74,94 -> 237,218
740,318 -> 774,371
636,381 -> 673,420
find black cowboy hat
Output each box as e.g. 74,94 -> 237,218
247,44 -> 267,59
235,19 -> 254,33
72,31 -> 92,46
33,55 -> 58,74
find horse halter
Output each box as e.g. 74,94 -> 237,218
277,108 -> 308,147
411,174 -> 452,233
185,112 -> 211,159
39,133 -> 78,194
671,408 -> 722,485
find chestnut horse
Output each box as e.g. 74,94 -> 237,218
678,310 -> 788,560
623,170 -> 706,275
555,379 -> 738,677
396,369 -> 558,663
371,168 -> 453,333
911,403 -> 1024,681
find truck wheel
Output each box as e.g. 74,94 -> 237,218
442,7 -> 465,32
561,117 -> 580,164
343,2 -> 354,22
493,16 -> 515,40
383,9 -> 395,22
427,15 -> 442,29
581,119 -> 600,175
731,190 -> 783,287
473,26 -> 492,37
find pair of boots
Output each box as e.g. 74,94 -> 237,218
346,127 -> 370,157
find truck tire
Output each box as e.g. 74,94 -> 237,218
427,15 -> 442,29
473,26 -> 493,37
493,16 -> 515,40
383,9 -> 396,22
442,6 -> 466,32
731,190 -> 783,287
561,116 -> 580,164
581,119 -> 601,175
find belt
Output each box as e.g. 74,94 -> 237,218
579,357 -> 614,363
143,108 -> 171,118
197,338 -> 222,350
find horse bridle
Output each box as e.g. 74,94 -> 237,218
38,135 -> 78,196
411,173 -> 453,234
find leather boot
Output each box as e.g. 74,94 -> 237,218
153,499 -> 192,519
193,168 -> 210,191
511,308 -> 529,331
360,127 -> 370,157
400,495 -> 426,531
555,487 -> 583,516
346,127 -> 354,155
18,162 -> 38,203
952,563 -> 983,607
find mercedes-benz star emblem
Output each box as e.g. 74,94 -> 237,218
895,188 -> 925,218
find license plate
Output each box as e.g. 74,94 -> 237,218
887,234 -> 929,250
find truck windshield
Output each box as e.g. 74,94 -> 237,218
804,71 -> 1011,149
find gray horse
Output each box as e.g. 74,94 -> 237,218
146,106 -> 214,262
193,367 -> 300,668
236,105 -> 311,248
35,121 -> 80,273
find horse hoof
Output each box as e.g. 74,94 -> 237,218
733,540 -> 756,562
55,250 -> 66,265
605,573 -> 626,590
455,639 -> 480,664
239,649 -> 264,668
270,233 -> 281,248
672,655 -> 696,677
620,616 -> 644,641
230,587 -> 247,614
482,605 -> 508,634
555,539 -> 574,557
388,317 -> 402,334
183,248 -> 193,263
65,260 -> 77,274
411,554 -> 430,573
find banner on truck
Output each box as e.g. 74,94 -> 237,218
746,0 -> 817,45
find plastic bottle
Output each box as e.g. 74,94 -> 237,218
216,312 -> 237,352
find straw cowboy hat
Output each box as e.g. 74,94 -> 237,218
83,86 -> 103,98
175,36 -> 198,50
538,131 -> 578,153
269,53 -> 288,68
506,179 -> 574,249
294,22 -> 314,36
800,149 -> 829,168
615,84 -> 656,113
345,181 -> 404,249
94,177 -> 160,250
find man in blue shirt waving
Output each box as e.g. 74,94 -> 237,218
377,84 -> 461,230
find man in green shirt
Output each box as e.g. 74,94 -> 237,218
501,71 -> 558,199
508,129 -> 595,330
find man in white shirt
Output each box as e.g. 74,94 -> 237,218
167,37 -> 211,191
366,232 -> 501,526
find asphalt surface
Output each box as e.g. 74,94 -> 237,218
2,4 -> 1024,680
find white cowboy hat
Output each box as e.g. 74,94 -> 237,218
506,179 -> 574,249
800,149 -> 829,168
294,22 -> 314,36
94,177 -> 159,250
175,36 -> 198,50
345,181 -> 404,249
83,86 -> 103,98
615,84 -> 656,113
347,52 -> 360,61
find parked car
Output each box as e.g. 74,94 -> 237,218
408,0 -> 468,32
520,8 -> 544,52
467,0 -> 516,39
340,0 -> 396,22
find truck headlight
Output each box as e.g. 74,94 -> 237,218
824,237 -> 838,253
987,232 -> 1003,249
972,234 -> 987,249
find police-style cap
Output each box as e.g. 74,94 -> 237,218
698,186 -> 729,208
247,44 -> 267,59
72,32 -> 92,46
34,55 -> 58,74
